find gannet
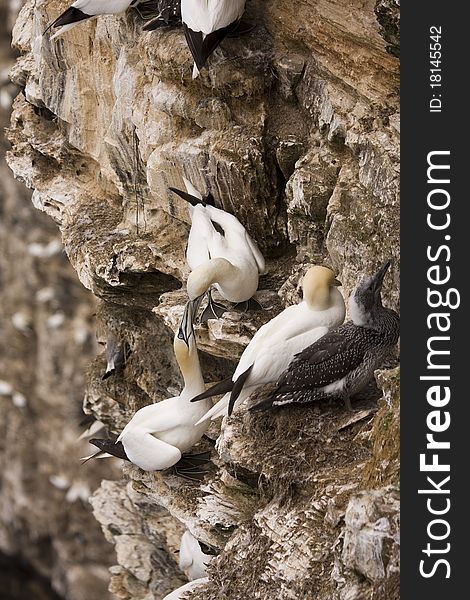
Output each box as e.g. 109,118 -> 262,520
252,261 -> 399,412
102,334 -> 131,380
45,0 -> 138,40
191,266 -> 346,421
104,300 -> 212,471
163,578 -> 209,600
178,531 -> 213,580
181,0 -> 247,78
170,178 -> 265,322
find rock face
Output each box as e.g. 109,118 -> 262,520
0,3 -> 119,599
6,0 -> 400,599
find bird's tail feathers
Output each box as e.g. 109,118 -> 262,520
190,376 -> 234,403
170,451 -> 212,481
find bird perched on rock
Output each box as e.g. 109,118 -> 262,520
190,266 -> 346,421
170,178 -> 265,322
251,261 -> 399,412
102,333 -> 131,380
181,0 -> 247,78
163,578 -> 209,600
45,0 -> 138,40
178,531 -> 213,580
85,300 -> 212,472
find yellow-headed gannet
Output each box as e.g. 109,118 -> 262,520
191,266 -> 346,421
86,300 -> 212,471
251,261 -> 399,412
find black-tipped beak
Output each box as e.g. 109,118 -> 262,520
178,301 -> 195,347
169,187 -> 205,207
371,260 -> 391,291
332,278 -> 342,287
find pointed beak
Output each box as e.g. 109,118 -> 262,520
178,301 -> 195,347
332,277 -> 342,287
169,187 -> 204,207
371,260 -> 391,291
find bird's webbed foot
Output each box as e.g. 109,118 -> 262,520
199,292 -> 227,323
233,297 -> 264,313
170,451 -> 212,481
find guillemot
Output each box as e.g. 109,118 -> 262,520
102,333 -> 131,380
190,266 -> 346,421
170,178 -> 265,322
251,261 -> 399,412
45,0 -> 139,40
181,0 -> 247,78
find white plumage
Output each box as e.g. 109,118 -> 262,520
181,0 -> 245,34
116,301 -> 211,471
178,531 -> 212,580
48,0 -> 136,40
163,578 -> 209,600
194,266 -> 346,422
181,0 -> 246,77
178,178 -> 265,311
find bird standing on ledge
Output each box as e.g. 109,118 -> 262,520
85,300 -> 212,472
181,0 -> 246,78
170,178 -> 265,322
45,0 -> 138,40
251,261 -> 399,412
190,266 -> 345,421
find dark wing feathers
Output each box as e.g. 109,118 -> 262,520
51,7 -> 90,29
191,376 -> 234,403
279,328 -> 365,391
228,364 -> 253,416
183,24 -> 205,70
184,20 -> 240,71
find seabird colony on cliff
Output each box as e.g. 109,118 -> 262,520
45,0 -> 251,78
41,0 -> 401,591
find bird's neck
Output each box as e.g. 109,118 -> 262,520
174,341 -> 205,396
305,287 -> 341,311
205,258 -> 236,286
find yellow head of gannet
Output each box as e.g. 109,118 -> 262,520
302,266 -> 342,310
191,264 -> 345,421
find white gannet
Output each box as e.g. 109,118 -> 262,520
191,266 -> 346,421
84,301 -> 212,472
114,300 -> 211,471
251,261 -> 399,412
45,0 -> 138,40
179,531 -> 213,580
170,178 -> 266,322
181,0 -> 247,78
163,578 -> 209,600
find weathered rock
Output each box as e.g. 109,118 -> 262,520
0,2 -> 130,598
5,0 -> 400,599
